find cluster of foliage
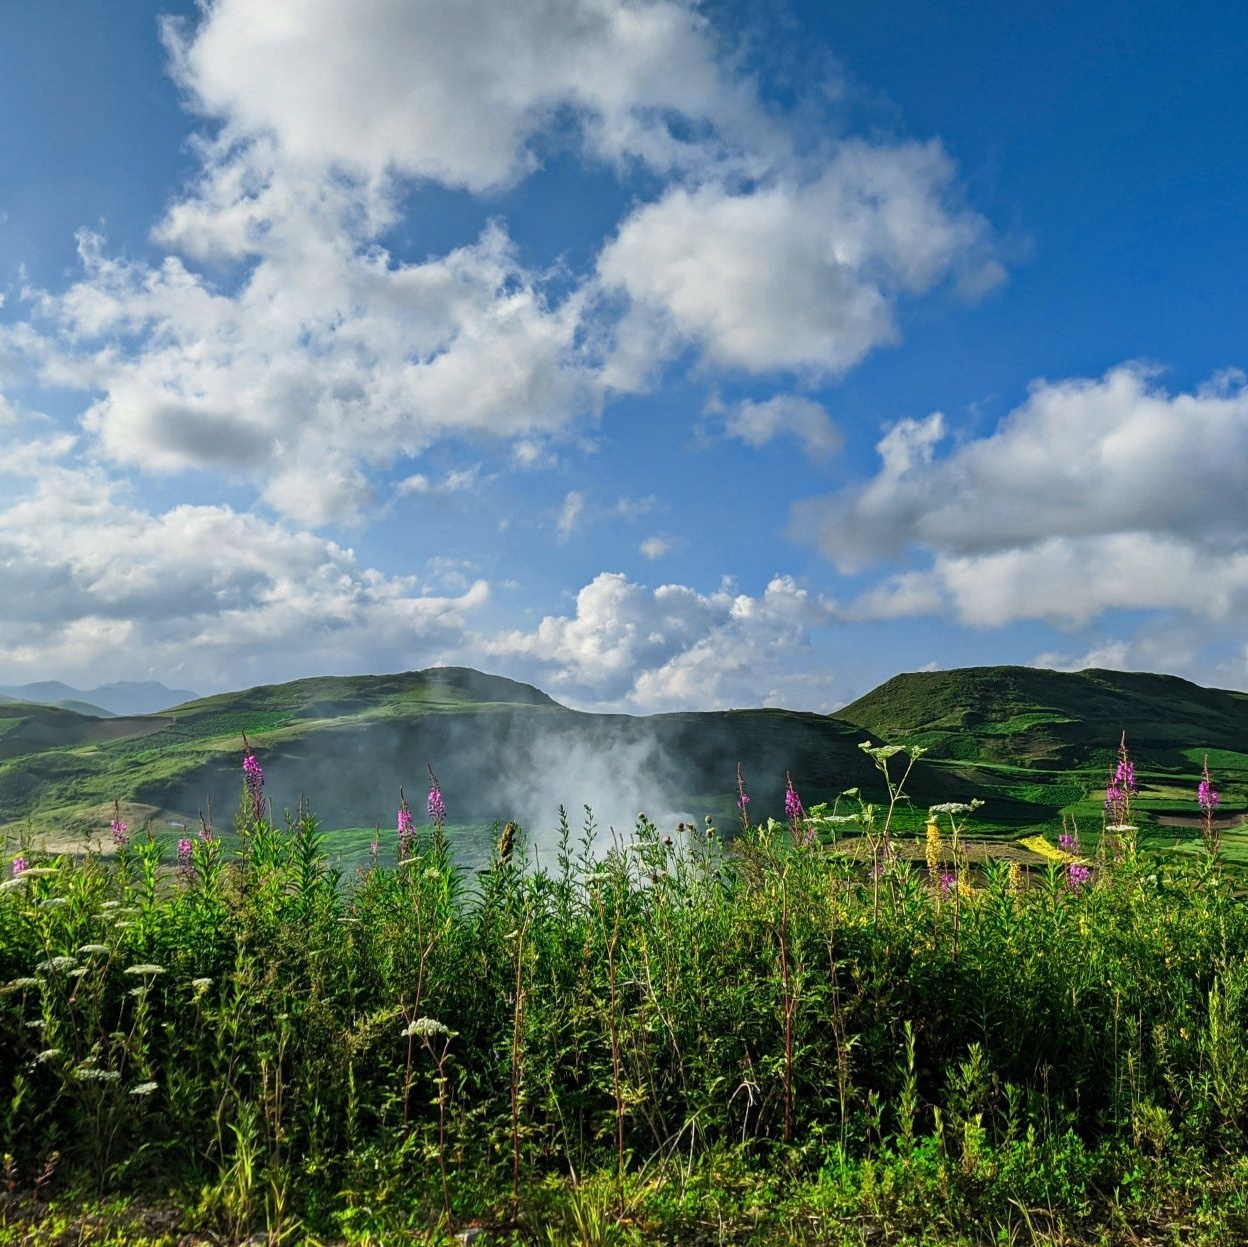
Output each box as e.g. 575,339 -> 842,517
2,746 -> 1248,1245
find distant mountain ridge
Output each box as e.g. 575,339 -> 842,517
0,680 -> 200,717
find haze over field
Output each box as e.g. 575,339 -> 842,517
2,2 -> 1246,709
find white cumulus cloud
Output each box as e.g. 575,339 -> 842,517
797,365 -> 1248,628
485,571 -> 841,710
164,0 -> 782,192
598,142 -> 1001,376
10,219 -> 600,526
797,365 -> 1248,570
0,461 -> 488,690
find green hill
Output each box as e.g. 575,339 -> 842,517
0,667 -> 912,849
835,665 -> 1248,768
833,665 -> 1248,847
1,664 -> 1244,857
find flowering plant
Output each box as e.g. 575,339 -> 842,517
1198,754 -> 1220,858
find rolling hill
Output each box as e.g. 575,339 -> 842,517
0,665 -> 1243,859
834,665 -> 1248,847
835,666 -> 1248,771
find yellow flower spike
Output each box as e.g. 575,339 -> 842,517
925,820 -> 942,878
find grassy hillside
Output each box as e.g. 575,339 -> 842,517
835,665 -> 1248,766
2,663 -> 1245,857
834,664 -> 1248,849
0,668 -> 913,849
0,668 -> 557,833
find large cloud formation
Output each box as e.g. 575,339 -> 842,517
0,0 -> 1015,706
794,365 -> 1248,627
0,0 -> 1000,527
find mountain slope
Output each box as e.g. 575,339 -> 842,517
0,666 -> 973,842
1,664 -> 1244,852
834,666 -> 1248,771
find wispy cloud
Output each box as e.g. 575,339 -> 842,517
555,490 -> 586,541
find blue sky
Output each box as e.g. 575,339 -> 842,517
1,0 -> 1246,711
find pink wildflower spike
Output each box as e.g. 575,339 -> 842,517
1198,756 -> 1220,812
426,766 -> 446,827
242,745 -> 265,822
398,790 -> 416,857
784,773 -> 805,823
1199,754 -> 1222,858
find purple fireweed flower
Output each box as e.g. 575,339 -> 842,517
426,765 -> 446,828
1058,832 -> 1075,853
1199,754 -> 1222,858
12,855 -> 27,877
242,752 -> 265,821
427,785 -> 445,825
178,838 -> 193,862
1104,734 -> 1136,824
1198,760 -> 1220,813
784,773 -> 805,823
1068,863 -> 1091,889
939,871 -> 956,894
398,803 -> 416,855
109,819 -> 129,848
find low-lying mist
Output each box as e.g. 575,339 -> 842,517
156,704 -> 898,864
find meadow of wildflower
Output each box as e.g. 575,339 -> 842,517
3,733 -> 1248,1246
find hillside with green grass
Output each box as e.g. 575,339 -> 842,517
835,665 -> 1248,767
2,663 -> 1245,856
834,664 -> 1248,850
0,667 -> 907,849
